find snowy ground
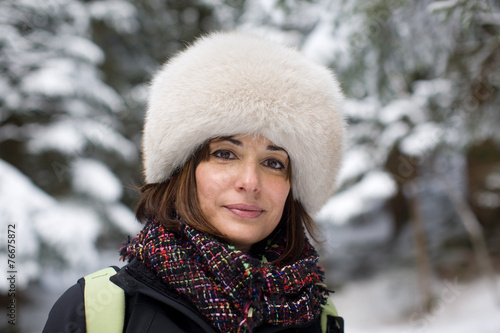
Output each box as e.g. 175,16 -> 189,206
333,270 -> 500,333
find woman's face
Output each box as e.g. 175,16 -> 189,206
195,134 -> 290,251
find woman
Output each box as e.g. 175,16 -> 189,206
43,31 -> 345,333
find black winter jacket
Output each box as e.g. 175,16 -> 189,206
43,259 -> 344,333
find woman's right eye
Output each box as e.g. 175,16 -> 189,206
211,149 -> 236,160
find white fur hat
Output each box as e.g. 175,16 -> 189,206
143,31 -> 345,215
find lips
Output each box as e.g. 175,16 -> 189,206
224,204 -> 264,219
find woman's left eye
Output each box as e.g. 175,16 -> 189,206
264,158 -> 285,170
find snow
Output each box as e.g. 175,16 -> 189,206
72,158 -> 123,202
427,0 -> 460,14
337,149 -> 376,184
476,191 -> 500,209
19,57 -> 124,112
88,0 -> 139,34
20,58 -> 79,98
379,99 -> 425,125
0,159 -> 101,291
486,173 -> 500,190
412,79 -> 455,108
26,119 -> 139,162
303,15 -> 361,72
379,121 -> 410,149
58,35 -> 105,64
333,272 -> 500,333
34,203 -> 101,267
0,158 -> 54,228
478,12 -> 500,26
400,122 -> 442,157
301,14 -> 337,65
257,0 -> 286,25
316,171 -> 396,224
343,97 -> 380,121
1,0 -> 141,296
26,121 -> 86,155
78,120 -> 139,162
0,73 -> 20,112
106,203 -> 142,235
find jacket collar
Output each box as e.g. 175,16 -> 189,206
111,258 -> 217,332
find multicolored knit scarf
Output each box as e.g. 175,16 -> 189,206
120,219 -> 329,332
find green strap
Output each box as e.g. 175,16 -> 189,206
321,298 -> 340,333
84,267 -> 125,333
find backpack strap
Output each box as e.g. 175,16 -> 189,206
84,266 -> 125,333
321,298 -> 344,333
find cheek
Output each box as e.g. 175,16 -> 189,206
195,164 -> 227,207
269,179 -> 290,210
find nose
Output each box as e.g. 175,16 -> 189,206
235,161 -> 261,193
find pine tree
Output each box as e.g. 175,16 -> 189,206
0,0 -> 140,290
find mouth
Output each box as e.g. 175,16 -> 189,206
224,204 -> 264,219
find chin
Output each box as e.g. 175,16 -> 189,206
222,230 -> 264,251
225,235 -> 257,250
213,216 -> 277,251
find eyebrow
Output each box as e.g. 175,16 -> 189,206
267,144 -> 287,152
214,136 -> 288,153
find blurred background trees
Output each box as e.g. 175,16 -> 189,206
1,0 -> 499,330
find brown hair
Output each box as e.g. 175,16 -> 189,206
135,142 -> 319,265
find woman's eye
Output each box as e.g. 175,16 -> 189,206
211,149 -> 236,160
264,158 -> 285,170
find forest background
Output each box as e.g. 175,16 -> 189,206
1,0 -> 499,332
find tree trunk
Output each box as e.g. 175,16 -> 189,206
407,180 -> 435,312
